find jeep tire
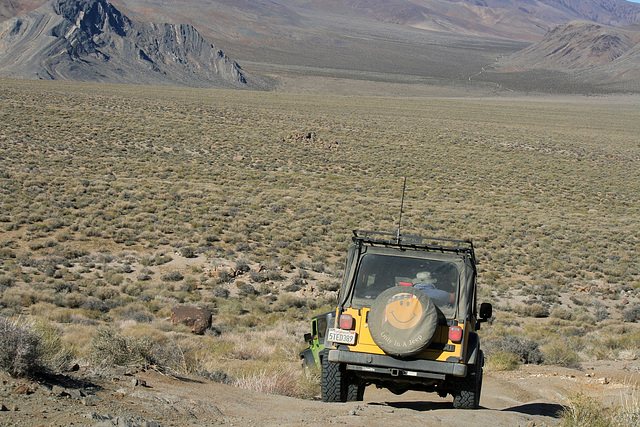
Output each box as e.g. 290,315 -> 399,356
452,350 -> 483,409
346,376 -> 365,402
321,350 -> 346,402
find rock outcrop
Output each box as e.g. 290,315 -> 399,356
0,0 -> 253,88
171,305 -> 212,335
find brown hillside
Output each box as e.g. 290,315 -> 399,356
500,21 -> 640,70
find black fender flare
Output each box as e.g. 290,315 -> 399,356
464,332 -> 481,366
300,348 -> 316,368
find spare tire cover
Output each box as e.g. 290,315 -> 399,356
369,286 -> 439,357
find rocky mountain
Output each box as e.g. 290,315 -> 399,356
0,0 -> 254,88
116,0 -> 640,44
447,0 -> 640,27
501,20 -> 640,69
495,20 -> 640,84
2,0 -> 640,92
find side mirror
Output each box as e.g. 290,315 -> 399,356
304,333 -> 312,343
479,302 -> 493,321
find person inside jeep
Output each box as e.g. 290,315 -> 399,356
412,271 -> 455,306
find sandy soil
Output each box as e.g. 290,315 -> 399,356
1,359 -> 638,427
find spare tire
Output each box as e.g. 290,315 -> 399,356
369,286 -> 439,357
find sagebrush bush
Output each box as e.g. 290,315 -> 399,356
542,339 -> 581,368
33,321 -> 75,373
0,317 -> 43,377
623,305 -> 640,323
90,327 -> 155,367
486,350 -> 519,371
0,275 -> 15,288
560,391 -> 639,427
485,335 -> 543,364
234,367 -> 301,397
162,271 -> 184,282
561,393 -> 611,427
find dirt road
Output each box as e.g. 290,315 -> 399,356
1,360 -> 638,426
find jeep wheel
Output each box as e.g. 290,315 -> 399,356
452,351 -> 483,409
346,376 -> 365,402
321,350 -> 345,402
369,286 -> 439,357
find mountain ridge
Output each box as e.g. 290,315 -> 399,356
0,0 -> 257,88
2,0 -> 640,92
495,20 -> 640,84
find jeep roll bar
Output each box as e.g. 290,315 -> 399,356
352,230 -> 476,264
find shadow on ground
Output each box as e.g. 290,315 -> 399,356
370,400 -> 454,411
502,402 -> 565,418
369,400 -> 565,419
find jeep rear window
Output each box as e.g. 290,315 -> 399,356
353,253 -> 459,317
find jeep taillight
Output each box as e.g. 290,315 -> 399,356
449,325 -> 463,343
339,314 -> 355,330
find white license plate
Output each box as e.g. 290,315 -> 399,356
328,328 -> 356,345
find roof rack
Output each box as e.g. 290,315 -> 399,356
352,230 -> 476,260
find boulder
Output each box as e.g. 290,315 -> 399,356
171,305 -> 212,335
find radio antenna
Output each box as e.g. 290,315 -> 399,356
396,177 -> 406,243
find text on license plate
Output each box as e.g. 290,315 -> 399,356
328,328 -> 356,345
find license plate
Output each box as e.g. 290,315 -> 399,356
328,328 -> 356,345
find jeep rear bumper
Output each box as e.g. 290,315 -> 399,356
328,349 -> 467,378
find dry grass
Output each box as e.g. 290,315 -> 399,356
561,387 -> 640,427
1,79 -> 639,399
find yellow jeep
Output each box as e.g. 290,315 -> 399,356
321,230 -> 492,409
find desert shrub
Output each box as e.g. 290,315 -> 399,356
248,270 -> 266,283
162,271 -> 184,282
517,303 -> 549,318
139,253 -> 172,266
297,365 -> 322,399
93,286 -> 119,301
0,248 -> 16,259
81,297 -> 110,313
217,270 -> 234,283
317,280 -> 340,292
212,286 -> 230,299
559,393 -> 634,427
234,367 -> 300,397
236,282 -> 257,297
622,305 -> 640,323
309,262 -> 325,273
235,258 -> 251,273
197,367 -> 234,384
0,317 -> 43,377
1,287 -> 43,309
542,339 -> 581,368
104,271 -> 124,286
0,275 -> 15,288
119,309 -> 153,323
121,282 -> 144,296
33,321 -> 75,373
64,292 -> 87,309
551,306 -> 573,321
265,269 -> 284,281
90,327 -> 155,367
179,247 -> 196,258
54,281 -> 78,294
284,283 -> 302,292
485,335 -> 543,365
137,267 -> 154,281
486,350 -> 519,371
273,293 -> 307,311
